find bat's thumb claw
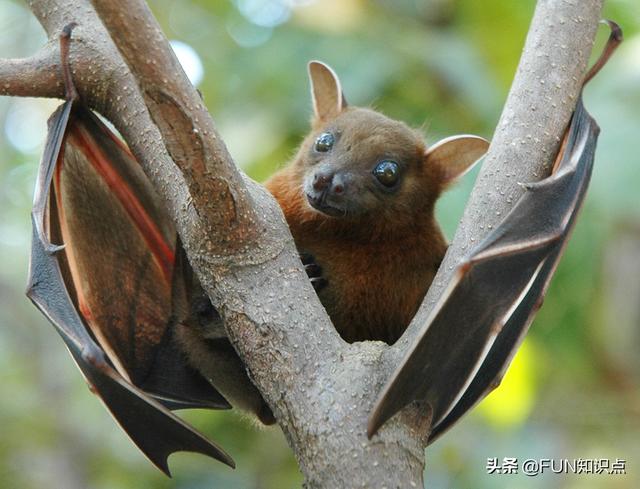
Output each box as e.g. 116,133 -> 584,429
62,22 -> 78,37
44,242 -> 66,254
517,181 -> 538,191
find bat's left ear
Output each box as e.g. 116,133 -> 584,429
308,60 -> 348,123
425,135 -> 489,185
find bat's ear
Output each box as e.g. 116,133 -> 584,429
308,60 -> 348,123
425,135 -> 489,185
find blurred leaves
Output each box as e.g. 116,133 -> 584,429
0,1 -> 638,488
477,339 -> 538,430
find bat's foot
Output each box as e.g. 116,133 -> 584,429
193,296 -> 221,324
257,402 -> 277,425
300,252 -> 327,292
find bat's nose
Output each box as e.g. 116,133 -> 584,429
312,171 -> 346,196
312,171 -> 332,192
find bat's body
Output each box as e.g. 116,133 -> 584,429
264,62 -> 488,344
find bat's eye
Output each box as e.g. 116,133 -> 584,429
315,132 -> 334,152
373,160 -> 400,187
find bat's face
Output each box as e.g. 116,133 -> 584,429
298,107 -> 433,221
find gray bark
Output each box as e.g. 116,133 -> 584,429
0,0 -> 603,487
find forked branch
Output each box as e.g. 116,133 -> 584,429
1,0 -> 606,487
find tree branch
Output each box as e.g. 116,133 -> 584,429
10,1 -> 423,486
0,41 -> 64,99
89,0 -> 259,250
398,0 -> 605,352
85,3 -> 432,485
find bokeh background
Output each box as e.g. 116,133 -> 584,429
1,1 -> 638,488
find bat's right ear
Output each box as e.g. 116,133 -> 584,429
308,60 -> 348,123
425,135 -> 489,186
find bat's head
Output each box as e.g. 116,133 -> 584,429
296,61 -> 489,225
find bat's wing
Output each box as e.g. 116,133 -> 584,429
27,99 -> 234,473
55,104 -> 229,409
368,22 -> 622,439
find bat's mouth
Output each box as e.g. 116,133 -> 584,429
305,192 -> 346,217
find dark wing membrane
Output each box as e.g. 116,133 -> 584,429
32,101 -> 73,253
54,105 -> 176,383
428,97 -> 598,441
140,243 -> 231,410
367,21 -> 621,439
368,95 -> 599,438
27,100 -> 233,473
27,217 -> 234,473
51,104 -> 229,409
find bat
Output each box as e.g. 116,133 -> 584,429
26,23 -> 234,475
367,21 -> 623,439
25,17 -> 620,477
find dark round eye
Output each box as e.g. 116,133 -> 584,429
373,160 -> 400,187
314,132 -> 334,152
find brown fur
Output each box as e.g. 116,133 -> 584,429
264,106 -> 450,344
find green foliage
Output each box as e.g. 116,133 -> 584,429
0,1 -> 638,488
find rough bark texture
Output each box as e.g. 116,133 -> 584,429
0,0 -> 603,487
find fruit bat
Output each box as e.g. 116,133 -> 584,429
367,21 -> 623,439
26,24 -> 235,474
25,17 -> 620,476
